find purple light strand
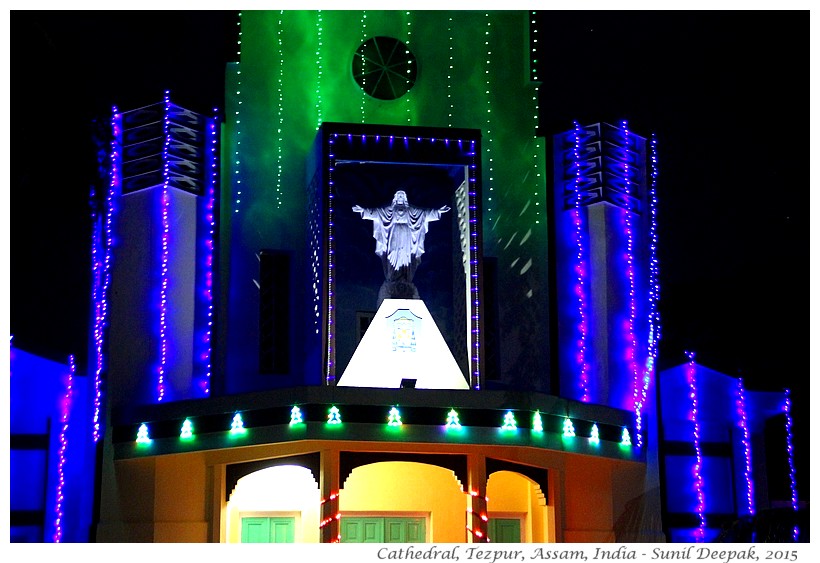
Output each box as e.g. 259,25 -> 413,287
53,355 -> 76,542
325,134 -> 336,384
91,108 -> 121,441
469,139 -> 481,389
620,122 -> 640,438
783,389 -> 799,541
685,352 -> 707,541
735,377 -> 755,516
157,93 -> 172,402
198,112 -> 218,396
635,133 -> 661,449
571,121 -> 591,402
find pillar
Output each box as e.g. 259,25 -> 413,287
319,449 -> 341,543
467,454 -> 489,542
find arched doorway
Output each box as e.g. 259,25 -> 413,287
487,470 -> 551,542
225,465 -> 320,543
340,461 -> 467,542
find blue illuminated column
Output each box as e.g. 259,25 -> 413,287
106,97 -> 215,409
552,122 -> 652,413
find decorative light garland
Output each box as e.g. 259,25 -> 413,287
136,423 -> 151,444
590,423 -> 600,445
275,12 -> 284,208
620,122 -> 640,439
501,411 -> 517,431
315,10 -> 324,130
445,409 -> 462,430
635,133 -> 661,448
197,111 -> 218,397
230,413 -> 246,435
405,11 -> 412,123
388,407 -> 403,427
735,377 -> 754,516
327,405 -> 342,425
325,134 -> 337,383
319,492 -> 342,543
359,10 -> 367,123
91,107 -> 121,442
52,355 -> 75,542
685,352 -> 707,541
156,92 -> 173,402
562,417 -> 575,438
233,13 -> 243,214
180,417 -> 194,439
620,427 -> 632,447
484,13 -> 495,222
447,16 -> 454,128
290,406 -> 303,425
530,12 -> 540,82
783,389 -> 799,541
571,121 -> 591,402
532,410 -> 543,433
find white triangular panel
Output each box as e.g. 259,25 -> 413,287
337,299 -> 469,390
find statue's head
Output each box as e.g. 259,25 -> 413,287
393,190 -> 408,205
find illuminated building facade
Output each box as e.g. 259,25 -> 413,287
9,10 -> 803,543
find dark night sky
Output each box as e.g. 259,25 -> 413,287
8,10 -> 809,483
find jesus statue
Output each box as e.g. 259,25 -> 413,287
353,190 -> 450,304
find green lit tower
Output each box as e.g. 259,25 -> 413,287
219,11 -> 549,393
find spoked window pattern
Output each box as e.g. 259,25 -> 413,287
353,36 -> 418,100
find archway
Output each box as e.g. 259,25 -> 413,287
487,470 -> 552,543
340,461 -> 466,542
225,465 -> 320,543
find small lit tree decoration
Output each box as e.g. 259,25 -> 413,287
445,409 -> 462,430
136,423 -> 151,444
180,418 -> 194,439
562,417 -> 575,438
388,407 -> 403,427
230,413 -> 246,434
621,427 -> 632,446
290,406 -> 303,425
327,406 -> 342,425
590,423 -> 600,444
532,410 -> 543,433
502,411 -> 517,431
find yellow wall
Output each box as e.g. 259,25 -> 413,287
487,470 -> 551,543
340,461 -> 466,542
563,455 -> 616,542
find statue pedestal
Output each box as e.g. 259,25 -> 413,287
337,299 -> 469,390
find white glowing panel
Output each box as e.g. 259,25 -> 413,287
337,299 -> 469,389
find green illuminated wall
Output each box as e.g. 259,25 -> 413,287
221,11 -> 549,393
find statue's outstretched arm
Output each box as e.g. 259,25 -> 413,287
352,204 -> 364,213
439,205 -> 451,214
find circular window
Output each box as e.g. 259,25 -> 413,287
352,36 -> 417,100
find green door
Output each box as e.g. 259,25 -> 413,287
241,516 -> 295,543
488,518 -> 521,542
342,517 -> 425,543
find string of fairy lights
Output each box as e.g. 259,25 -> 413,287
52,355 -> 75,542
620,121 -> 640,444
447,16 -> 454,127
133,404 -> 634,448
232,13 -> 243,214
198,112 -> 218,396
483,14 -> 495,223
635,133 -> 661,449
735,377 -> 755,516
571,121 -> 591,403
404,11 -> 412,123
685,352 -> 707,542
315,10 -> 324,131
156,92 -> 173,402
784,389 -> 800,541
275,11 -> 284,209
359,11 -> 368,123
